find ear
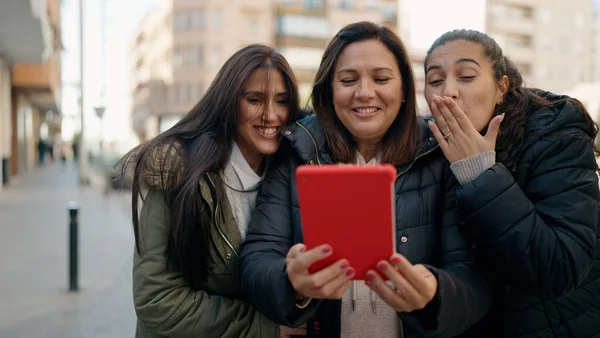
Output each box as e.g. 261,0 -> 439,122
496,75 -> 509,105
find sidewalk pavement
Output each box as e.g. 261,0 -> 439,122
0,161 -> 136,338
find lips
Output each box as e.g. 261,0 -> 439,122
253,126 -> 281,137
352,106 -> 380,117
353,107 -> 378,114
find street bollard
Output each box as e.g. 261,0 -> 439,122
67,201 -> 79,291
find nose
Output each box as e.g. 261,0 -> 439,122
441,79 -> 459,99
261,100 -> 278,124
355,79 -> 375,100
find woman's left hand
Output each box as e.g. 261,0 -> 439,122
428,95 -> 504,164
365,254 -> 438,312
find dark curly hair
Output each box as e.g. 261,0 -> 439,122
425,29 -> 600,171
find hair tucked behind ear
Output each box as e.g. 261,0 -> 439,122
426,29 -> 600,171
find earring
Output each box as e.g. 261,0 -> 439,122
402,99 -> 406,103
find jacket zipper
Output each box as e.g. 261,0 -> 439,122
395,145 -> 440,179
393,144 -> 438,338
296,121 -> 322,165
206,173 -> 239,258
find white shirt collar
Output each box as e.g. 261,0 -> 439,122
356,151 -> 381,165
228,142 -> 263,190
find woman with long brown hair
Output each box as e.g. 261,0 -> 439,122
119,44 -> 305,338
240,22 -> 491,338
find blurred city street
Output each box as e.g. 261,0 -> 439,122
0,162 -> 136,338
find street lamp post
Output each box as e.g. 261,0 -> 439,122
78,0 -> 90,185
94,106 -> 105,164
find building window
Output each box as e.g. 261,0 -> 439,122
507,34 -> 532,48
192,11 -> 205,30
540,8 -> 552,24
573,40 -> 584,54
211,47 -> 222,66
540,37 -> 552,51
575,12 -> 585,28
279,47 -> 324,70
211,9 -> 222,29
246,14 -> 260,33
338,0 -> 353,9
175,46 -> 205,66
488,4 -> 506,19
174,12 -> 190,32
197,46 -> 205,65
277,15 -> 330,38
304,0 -> 324,9
506,5 -> 532,19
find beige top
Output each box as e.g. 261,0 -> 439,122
340,152 -> 401,338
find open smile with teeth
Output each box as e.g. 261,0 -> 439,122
254,126 -> 280,135
353,107 -> 379,114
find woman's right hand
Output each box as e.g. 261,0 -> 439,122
286,243 -> 354,299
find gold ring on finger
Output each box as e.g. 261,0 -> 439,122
443,132 -> 453,139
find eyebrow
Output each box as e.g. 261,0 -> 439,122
337,67 -> 394,74
426,58 -> 481,75
244,91 -> 289,96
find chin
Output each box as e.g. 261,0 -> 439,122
256,142 -> 281,156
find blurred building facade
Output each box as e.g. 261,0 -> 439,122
486,0 -> 596,93
0,0 -> 62,190
130,0 -> 397,142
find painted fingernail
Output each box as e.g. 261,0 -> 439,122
340,261 -> 349,270
391,257 -> 401,264
346,269 -> 355,277
366,272 -> 376,281
378,263 -> 388,271
322,246 -> 331,253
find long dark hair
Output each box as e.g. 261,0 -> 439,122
425,29 -> 600,170
118,44 -> 298,288
312,21 -> 420,166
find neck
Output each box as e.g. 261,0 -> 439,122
356,141 -> 378,163
236,144 -> 265,175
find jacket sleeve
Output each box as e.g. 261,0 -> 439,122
133,190 -> 277,338
401,166 -> 493,337
456,129 -> 599,299
240,151 -> 321,327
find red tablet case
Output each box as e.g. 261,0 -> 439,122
295,164 -> 396,280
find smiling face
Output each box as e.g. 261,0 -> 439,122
424,40 -> 508,132
331,39 -> 403,147
236,67 -> 290,173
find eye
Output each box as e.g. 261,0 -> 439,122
246,97 -> 261,104
427,79 -> 443,86
340,79 -> 356,84
276,98 -> 290,104
459,76 -> 476,81
374,77 -> 390,83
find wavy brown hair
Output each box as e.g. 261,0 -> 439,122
312,21 -> 420,166
117,44 -> 298,289
425,29 -> 600,171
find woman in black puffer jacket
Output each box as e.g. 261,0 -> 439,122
424,29 -> 600,337
240,22 -> 492,338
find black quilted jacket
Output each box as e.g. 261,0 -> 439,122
457,92 -> 600,338
240,115 -> 492,338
